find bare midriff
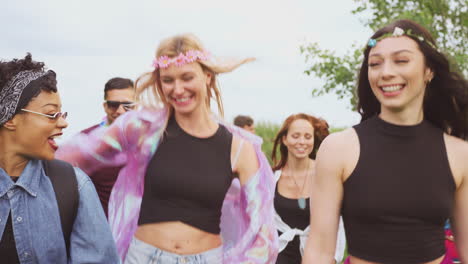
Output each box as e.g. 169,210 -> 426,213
134,222 -> 222,255
348,254 -> 445,264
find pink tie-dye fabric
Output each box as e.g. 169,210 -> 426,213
56,107 -> 279,263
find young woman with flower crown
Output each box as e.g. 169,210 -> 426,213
303,19 -> 468,264
271,113 -> 346,264
57,33 -> 278,264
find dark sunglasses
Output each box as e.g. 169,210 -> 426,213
105,101 -> 137,111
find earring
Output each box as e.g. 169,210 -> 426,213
425,78 -> 432,86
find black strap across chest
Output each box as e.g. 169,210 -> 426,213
43,159 -> 79,257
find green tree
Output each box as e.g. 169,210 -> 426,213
300,0 -> 468,109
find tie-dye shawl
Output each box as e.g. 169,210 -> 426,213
56,108 -> 279,263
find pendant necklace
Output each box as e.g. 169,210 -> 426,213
298,196 -> 307,210
290,161 -> 310,210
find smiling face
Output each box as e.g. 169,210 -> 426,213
282,119 -> 315,160
11,91 -> 68,160
103,87 -> 135,124
159,62 -> 211,117
367,36 -> 433,114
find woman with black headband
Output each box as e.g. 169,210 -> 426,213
0,54 -> 119,263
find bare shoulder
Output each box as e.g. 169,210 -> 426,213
316,127 -> 360,182
322,127 -> 357,148
231,135 -> 259,185
444,134 -> 468,153
444,134 -> 468,187
318,128 -> 358,161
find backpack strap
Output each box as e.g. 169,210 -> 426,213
42,159 -> 79,259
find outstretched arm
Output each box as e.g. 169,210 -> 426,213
56,111 -> 152,175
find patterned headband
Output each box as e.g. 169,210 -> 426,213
152,50 -> 210,69
367,26 -> 438,51
0,70 -> 49,125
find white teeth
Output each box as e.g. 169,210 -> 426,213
175,97 -> 190,102
381,85 -> 404,92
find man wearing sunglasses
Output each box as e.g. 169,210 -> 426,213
80,77 -> 135,218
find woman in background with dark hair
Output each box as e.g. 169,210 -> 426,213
303,19 -> 468,264
0,54 -> 119,263
271,113 -> 345,264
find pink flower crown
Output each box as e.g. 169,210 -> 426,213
152,50 -> 210,69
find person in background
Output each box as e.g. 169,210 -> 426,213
445,221 -> 461,263
233,114 -> 255,134
303,19 -> 468,264
80,77 -> 136,217
0,54 -> 119,263
271,113 -> 345,264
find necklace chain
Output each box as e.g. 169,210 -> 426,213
288,160 -> 310,197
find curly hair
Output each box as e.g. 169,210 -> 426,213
357,19 -> 468,139
0,53 -> 57,113
272,113 -> 329,171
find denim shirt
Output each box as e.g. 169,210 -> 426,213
0,159 -> 120,264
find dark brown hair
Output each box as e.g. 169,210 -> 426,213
104,77 -> 134,99
272,113 -> 329,171
357,19 -> 468,139
233,115 -> 254,127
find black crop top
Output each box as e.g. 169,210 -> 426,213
138,116 -> 233,234
342,116 -> 456,263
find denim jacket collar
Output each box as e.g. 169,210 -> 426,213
0,159 -> 42,198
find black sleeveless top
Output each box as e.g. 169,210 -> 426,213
274,182 -> 310,264
342,116 -> 455,264
138,116 -> 233,234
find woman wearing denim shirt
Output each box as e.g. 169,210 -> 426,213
0,54 -> 119,263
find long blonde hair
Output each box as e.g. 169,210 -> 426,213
135,33 -> 254,117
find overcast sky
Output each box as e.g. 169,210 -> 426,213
1,0 -> 372,139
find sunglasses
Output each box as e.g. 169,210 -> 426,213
105,101 -> 137,111
21,109 -> 68,120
